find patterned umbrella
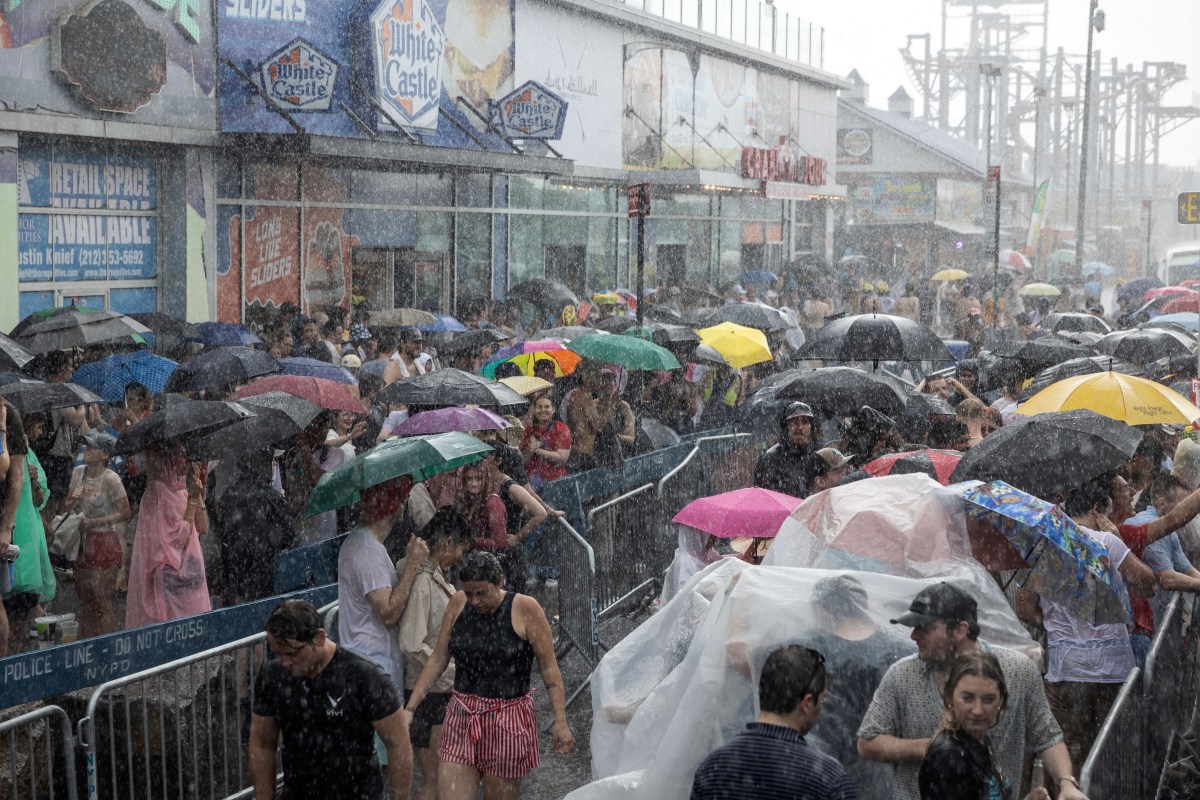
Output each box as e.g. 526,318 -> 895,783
864,449 -> 962,484
72,351 -> 178,401
958,481 -> 1131,625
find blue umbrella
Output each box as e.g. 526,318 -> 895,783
72,351 -> 178,401
1082,262 -> 1116,277
277,357 -> 357,385
196,322 -> 262,347
738,270 -> 779,285
418,313 -> 468,333
1145,312 -> 1200,332
1115,276 -> 1163,303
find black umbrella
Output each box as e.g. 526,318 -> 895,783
1041,312 -> 1111,335
739,383 -> 789,436
1022,356 -> 1141,400
635,323 -> 701,348
948,409 -> 1142,496
905,392 -> 957,417
437,328 -> 514,358
639,417 -> 682,450
129,313 -> 202,342
508,279 -> 579,311
187,391 -> 324,460
798,314 -> 954,363
1056,330 -> 1105,348
0,333 -> 35,372
10,306 -> 151,354
377,368 -> 528,412
993,336 -> 1096,376
595,317 -> 639,333
163,346 -> 281,393
0,381 -> 103,414
1094,328 -> 1194,364
645,304 -> 686,322
773,367 -> 909,416
115,399 -> 256,455
700,302 -> 793,333
540,326 -> 606,341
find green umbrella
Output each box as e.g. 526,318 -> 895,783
566,333 -> 682,371
305,431 -> 492,516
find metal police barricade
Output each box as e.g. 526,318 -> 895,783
1078,666 -> 1144,797
696,432 -> 758,496
0,704 -> 79,800
79,601 -> 337,800
1144,593 -> 1200,797
547,516 -> 601,726
585,483 -> 658,618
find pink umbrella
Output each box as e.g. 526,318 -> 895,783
393,407 -> 511,436
997,249 -> 1031,272
671,487 -> 802,539
1144,286 -> 1198,301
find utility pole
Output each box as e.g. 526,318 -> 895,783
1073,0 -> 1103,277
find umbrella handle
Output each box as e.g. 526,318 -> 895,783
1000,538 -> 1045,592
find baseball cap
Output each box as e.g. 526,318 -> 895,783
890,582 -> 978,627
814,447 -> 854,471
340,354 -> 362,369
82,430 -> 118,453
783,401 -> 815,421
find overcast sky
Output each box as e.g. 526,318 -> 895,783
781,0 -> 1200,167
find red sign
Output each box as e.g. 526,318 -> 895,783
627,183 -> 649,218
740,137 -> 826,186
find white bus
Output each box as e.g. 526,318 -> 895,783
1160,243 -> 1200,286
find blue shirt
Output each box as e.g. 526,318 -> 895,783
690,722 -> 859,800
1130,505 -> 1195,622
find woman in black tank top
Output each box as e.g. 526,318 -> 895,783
403,552 -> 575,798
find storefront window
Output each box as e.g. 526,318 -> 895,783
18,139 -> 160,317
509,214 -> 543,286
456,211 -> 491,310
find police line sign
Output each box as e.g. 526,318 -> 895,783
1179,192 -> 1200,224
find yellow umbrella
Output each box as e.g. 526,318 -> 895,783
696,322 -> 772,369
1019,282 -> 1062,297
1016,371 -> 1200,425
498,375 -> 554,397
931,268 -> 969,281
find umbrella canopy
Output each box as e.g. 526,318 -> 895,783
306,431 -> 492,515
187,391 -> 324,460
700,302 -> 793,333
773,366 -> 909,416
595,317 -> 639,333
567,334 -> 682,371
377,368 -> 528,412
864,449 -> 961,484
1021,356 -> 1140,400
482,348 -> 581,379
628,323 -> 701,349
508,279 -> 580,311
418,313 -> 468,334
1017,371 -> 1200,425
129,313 -> 202,342
1056,330 -> 1105,348
993,336 -> 1096,375
163,346 -> 281,393
1094,328 -> 1194,364
0,381 -> 103,415
277,357 -> 358,385
671,487 -> 801,539
738,270 -> 779,285
904,392 -> 957,418
497,375 -> 553,397
997,249 -> 1032,271
931,268 -> 970,281
1082,262 -> 1116,277
1160,295 -> 1199,314
948,409 -> 1142,495
1144,286 -> 1196,301
1144,313 -> 1200,332
115,399 -> 256,455
229,374 -> 365,413
11,305 -> 150,354
696,322 -> 772,369
539,326 -> 606,342
798,314 -> 954,363
195,322 -> 261,347
393,407 -> 510,436
1040,312 -> 1111,335
437,328 -> 514,358
1018,282 -> 1062,297
0,333 -> 35,371
71,351 -> 178,401
368,307 -> 438,327
692,343 -> 730,367
1115,277 -> 1163,304
640,417 -> 682,450
959,481 -> 1131,624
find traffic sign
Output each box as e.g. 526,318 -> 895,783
627,183 -> 650,218
1179,192 -> 1200,224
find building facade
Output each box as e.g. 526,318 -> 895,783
0,0 -> 845,328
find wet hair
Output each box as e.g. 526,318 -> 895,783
419,507 -> 475,550
265,599 -> 322,643
759,645 -> 827,713
321,318 -> 340,337
397,326 -> 424,344
125,382 -> 152,404
1134,436 -> 1164,466
955,398 -> 986,421
457,551 -> 504,585
358,373 -> 384,398
1150,473 -> 1189,505
941,616 -> 981,642
984,408 -> 1003,429
813,574 -> 870,623
493,361 -> 523,380
938,651 -> 1008,734
1063,474 -> 1114,516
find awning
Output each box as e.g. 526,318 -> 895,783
623,169 -> 762,191
934,220 -> 987,237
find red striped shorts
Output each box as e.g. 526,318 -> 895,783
437,689 -> 539,779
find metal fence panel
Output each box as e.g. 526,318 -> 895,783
586,483 -> 658,615
0,704 -> 78,800
553,517 -> 599,669
1079,667 -> 1144,797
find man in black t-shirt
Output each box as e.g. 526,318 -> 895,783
250,599 -> 412,800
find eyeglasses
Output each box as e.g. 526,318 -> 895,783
273,639 -> 314,657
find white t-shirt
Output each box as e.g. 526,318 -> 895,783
1042,525 -> 1134,683
337,528 -> 403,688
322,429 -> 356,471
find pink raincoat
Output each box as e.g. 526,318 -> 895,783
124,447 -> 210,628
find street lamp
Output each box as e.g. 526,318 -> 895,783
1073,0 -> 1104,277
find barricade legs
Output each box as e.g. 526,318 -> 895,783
0,704 -> 78,800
